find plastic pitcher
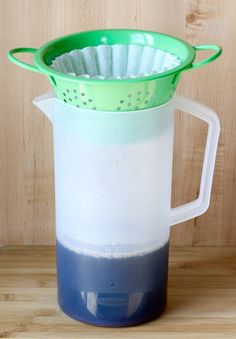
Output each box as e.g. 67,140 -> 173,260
8,29 -> 221,326
33,92 -> 220,326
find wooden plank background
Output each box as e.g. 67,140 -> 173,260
0,0 -> 234,246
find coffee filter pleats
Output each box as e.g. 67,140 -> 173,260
50,44 -> 182,79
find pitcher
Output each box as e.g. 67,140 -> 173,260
8,29 -> 221,326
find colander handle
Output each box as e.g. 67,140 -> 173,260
189,45 -> 222,69
170,95 -> 220,226
7,48 -> 42,74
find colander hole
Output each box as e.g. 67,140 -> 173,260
128,94 -> 132,98
64,99 -> 67,103
117,107 -> 121,110
135,106 -> 139,110
136,97 -> 141,102
81,92 -> 85,96
74,96 -> 78,99
83,102 -> 87,105
120,100 -> 124,104
88,98 -> 93,102
127,103 -> 131,106
69,98 -> 72,101
63,92 -> 66,96
73,89 -> 77,93
76,105 -> 80,108
92,107 -> 97,110
66,89 -> 70,93
144,100 -> 148,104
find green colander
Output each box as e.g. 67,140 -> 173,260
7,29 -> 222,111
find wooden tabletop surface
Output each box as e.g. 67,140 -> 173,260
0,246 -> 236,338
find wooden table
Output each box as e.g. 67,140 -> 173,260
0,246 -> 236,338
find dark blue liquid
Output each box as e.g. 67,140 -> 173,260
56,240 -> 169,327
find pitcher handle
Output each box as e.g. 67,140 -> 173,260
170,96 -> 220,226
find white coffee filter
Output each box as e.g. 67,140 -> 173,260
50,44 -> 182,79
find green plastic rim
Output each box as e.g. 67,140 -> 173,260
36,29 -> 197,83
7,29 -> 222,110
8,29 -> 222,83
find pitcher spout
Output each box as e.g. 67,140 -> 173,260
33,91 -> 56,122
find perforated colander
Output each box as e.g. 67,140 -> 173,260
7,29 -> 221,111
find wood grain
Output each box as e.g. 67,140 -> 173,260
0,246 -> 236,338
0,0 -> 234,245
